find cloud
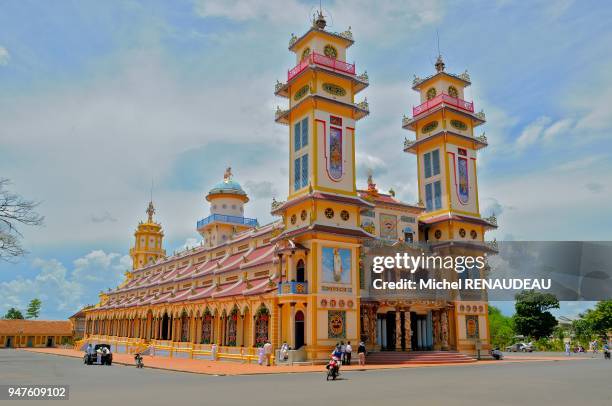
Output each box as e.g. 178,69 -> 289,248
244,180 -> 277,199
90,211 -> 117,223
0,250 -> 129,318
0,46 -> 9,65
585,182 -> 604,194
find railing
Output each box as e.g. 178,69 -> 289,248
196,214 -> 258,229
288,52 -> 355,81
413,93 -> 474,116
278,281 -> 308,295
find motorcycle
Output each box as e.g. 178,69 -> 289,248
490,347 -> 504,360
326,356 -> 340,380
134,353 -> 144,368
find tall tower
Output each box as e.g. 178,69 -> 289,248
196,167 -> 258,248
403,56 -> 497,354
272,12 -> 373,360
403,55 -> 496,241
129,201 -> 166,270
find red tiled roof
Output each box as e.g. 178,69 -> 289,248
0,320 -> 73,335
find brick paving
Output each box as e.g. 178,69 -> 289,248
21,348 -> 587,376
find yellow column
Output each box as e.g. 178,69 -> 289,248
190,314 -> 196,343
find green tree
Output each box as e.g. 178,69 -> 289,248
3,307 -> 24,319
581,300 -> 612,337
26,298 -> 42,319
488,305 -> 514,348
513,290 -> 559,339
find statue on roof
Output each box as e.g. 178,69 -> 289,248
435,54 -> 445,72
146,201 -> 155,222
367,170 -> 379,196
224,166 -> 233,183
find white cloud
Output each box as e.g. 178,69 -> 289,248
0,46 -> 9,66
1,250 -> 129,318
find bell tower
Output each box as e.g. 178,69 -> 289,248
403,55 -> 496,242
129,200 -> 166,270
273,11 -> 373,360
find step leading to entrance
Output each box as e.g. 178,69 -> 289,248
364,351 -> 476,365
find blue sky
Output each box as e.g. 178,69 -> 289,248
1,0 -> 611,319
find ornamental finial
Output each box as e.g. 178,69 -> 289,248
146,201 -> 155,222
313,9 -> 326,30
224,166 -> 233,183
435,54 -> 445,72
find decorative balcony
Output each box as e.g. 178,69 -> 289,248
196,214 -> 258,229
288,52 -> 355,82
413,93 -> 474,117
278,281 -> 308,295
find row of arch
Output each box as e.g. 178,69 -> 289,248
85,303 -> 272,347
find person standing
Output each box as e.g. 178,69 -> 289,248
340,341 -> 346,365
345,341 -> 352,365
96,347 -> 102,364
565,342 -> 571,356
263,341 -> 273,366
358,342 -> 366,366
257,345 -> 265,365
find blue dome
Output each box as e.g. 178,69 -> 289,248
207,179 -> 247,198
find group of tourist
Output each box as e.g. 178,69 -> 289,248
564,339 -> 610,358
332,341 -> 367,366
257,341 -> 273,366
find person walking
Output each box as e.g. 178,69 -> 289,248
345,341 -> 352,366
358,341 -> 366,366
565,342 -> 571,356
257,345 -> 265,366
263,341 -> 273,366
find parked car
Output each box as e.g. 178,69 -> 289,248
505,342 -> 533,352
83,344 -> 113,365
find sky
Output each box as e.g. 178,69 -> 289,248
1,0 -> 611,319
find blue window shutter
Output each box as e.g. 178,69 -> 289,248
425,183 -> 433,211
294,158 -> 301,190
432,149 -> 440,176
424,152 -> 431,178
294,121 -> 301,151
301,155 -> 308,188
434,181 -> 442,209
301,118 -> 308,147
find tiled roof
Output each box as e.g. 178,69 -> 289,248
0,320 -> 73,335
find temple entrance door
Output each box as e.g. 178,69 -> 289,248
27,336 -> 34,347
411,312 -> 433,350
295,310 -> 305,349
161,313 -> 169,340
6,337 -> 13,348
46,337 -> 54,347
381,312 -> 395,351
296,260 -> 305,282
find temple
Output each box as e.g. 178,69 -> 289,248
83,12 -> 496,362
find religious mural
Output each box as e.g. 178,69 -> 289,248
201,311 -> 212,344
458,157 -> 469,204
328,310 -> 346,339
466,315 -> 479,339
379,213 -> 397,240
327,126 -> 343,180
322,247 -> 351,284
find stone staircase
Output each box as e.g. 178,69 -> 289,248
365,351 -> 476,365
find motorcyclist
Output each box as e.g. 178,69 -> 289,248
134,352 -> 144,368
490,347 -> 503,360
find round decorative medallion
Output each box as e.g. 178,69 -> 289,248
323,44 -> 338,59
426,87 -> 437,100
339,299 -> 345,307
322,83 -> 346,97
459,228 -> 466,238
450,119 -> 468,131
329,299 -> 337,307
470,230 -> 477,239
340,210 -> 350,221
301,47 -> 311,60
422,121 -> 439,133
434,229 -> 442,239
300,210 -> 307,221
347,300 -> 354,308
320,299 -> 327,307
294,85 -> 309,101
448,86 -> 458,98
290,214 -> 297,224
325,208 -> 334,219
295,283 -> 305,293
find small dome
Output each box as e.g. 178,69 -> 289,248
206,167 -> 249,202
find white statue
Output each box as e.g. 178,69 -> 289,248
333,248 -> 343,282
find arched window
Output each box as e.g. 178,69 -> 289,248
295,310 -> 305,349
227,307 -> 238,346
296,259 -> 305,282
180,311 -> 189,342
201,309 -> 213,344
254,305 -> 269,347
426,87 -> 437,100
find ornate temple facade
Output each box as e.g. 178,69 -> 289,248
83,13 -> 497,361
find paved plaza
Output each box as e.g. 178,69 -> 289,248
1,349 -> 610,405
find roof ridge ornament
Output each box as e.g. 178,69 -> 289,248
223,166 -> 233,183
435,54 -> 445,72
